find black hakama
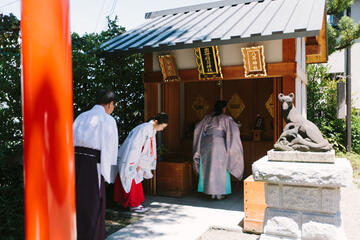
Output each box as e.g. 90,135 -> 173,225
75,146 -> 105,240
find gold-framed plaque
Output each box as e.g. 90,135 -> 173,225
227,93 -> 245,120
241,45 -> 267,78
192,95 -> 209,120
265,93 -> 274,118
194,46 -> 223,80
158,55 -> 180,82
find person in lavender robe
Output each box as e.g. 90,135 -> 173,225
193,100 -> 244,200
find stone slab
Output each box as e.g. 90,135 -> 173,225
252,156 -> 352,187
259,234 -> 298,240
260,209 -> 346,240
263,208 -> 301,238
265,184 -> 340,214
267,149 -> 335,163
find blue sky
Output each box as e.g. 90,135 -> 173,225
1,0 -> 218,34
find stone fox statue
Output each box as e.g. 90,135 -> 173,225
274,93 -> 332,152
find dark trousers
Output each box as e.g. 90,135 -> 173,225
75,147 -> 105,240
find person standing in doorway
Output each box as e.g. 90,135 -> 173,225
193,100 -> 244,200
114,112 -> 168,213
73,89 -> 119,240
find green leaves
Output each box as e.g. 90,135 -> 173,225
336,16 -> 360,50
72,17 -> 144,141
0,14 -> 145,238
327,0 -> 353,15
0,13 -> 24,239
307,64 -> 360,154
327,0 -> 360,54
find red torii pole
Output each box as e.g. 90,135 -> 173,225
21,0 -> 76,239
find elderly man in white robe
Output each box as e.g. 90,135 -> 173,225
73,89 -> 118,240
114,112 -> 168,213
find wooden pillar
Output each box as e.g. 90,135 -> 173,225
279,38 -> 297,135
282,38 -> 296,99
21,0 -> 76,239
143,52 -> 159,194
273,77 -> 283,143
282,38 -> 296,62
144,53 -> 157,121
162,82 -> 180,153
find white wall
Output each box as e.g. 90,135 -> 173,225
353,0 -> 360,29
152,40 -> 283,71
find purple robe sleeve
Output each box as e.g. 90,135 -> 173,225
192,116 -> 209,174
225,117 -> 244,180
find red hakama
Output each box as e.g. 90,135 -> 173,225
113,175 -> 144,208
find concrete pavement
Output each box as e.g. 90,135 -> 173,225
107,183 -> 360,240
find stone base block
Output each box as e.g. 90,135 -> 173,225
267,149 -> 335,163
260,234 -> 297,240
252,155 -> 351,240
265,184 -> 340,214
260,208 -> 346,240
253,156 -> 352,187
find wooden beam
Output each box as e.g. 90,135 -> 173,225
282,38 -> 296,62
144,52 -> 153,73
273,77 -> 283,143
282,75 -> 296,99
162,82 -> 180,152
305,36 -> 320,55
306,11 -> 328,63
144,83 -> 158,121
144,62 -> 297,83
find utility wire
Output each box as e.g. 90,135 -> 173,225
108,0 -> 117,19
0,0 -> 20,10
94,0 -> 107,32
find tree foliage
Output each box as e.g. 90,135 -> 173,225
72,17 -> 144,141
0,14 -> 144,238
307,64 -> 360,154
0,13 -> 24,239
327,0 -> 360,54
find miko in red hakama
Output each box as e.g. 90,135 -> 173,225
113,175 -> 144,208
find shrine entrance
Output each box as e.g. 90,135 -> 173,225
151,77 -> 283,197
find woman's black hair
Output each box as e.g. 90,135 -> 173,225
212,100 -> 227,116
96,89 -> 116,105
153,112 -> 168,124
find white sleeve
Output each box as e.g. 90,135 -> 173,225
119,125 -> 148,193
100,117 -> 119,184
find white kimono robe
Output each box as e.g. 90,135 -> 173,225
73,105 -> 119,186
118,120 -> 157,193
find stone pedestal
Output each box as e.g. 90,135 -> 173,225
252,155 -> 352,240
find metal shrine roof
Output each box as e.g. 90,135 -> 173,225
102,0 -> 326,54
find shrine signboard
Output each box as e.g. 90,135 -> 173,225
158,55 -> 180,82
194,46 -> 223,80
241,45 -> 267,78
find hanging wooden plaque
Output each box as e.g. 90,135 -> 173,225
158,55 -> 180,82
194,46 -> 223,80
241,45 -> 267,78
